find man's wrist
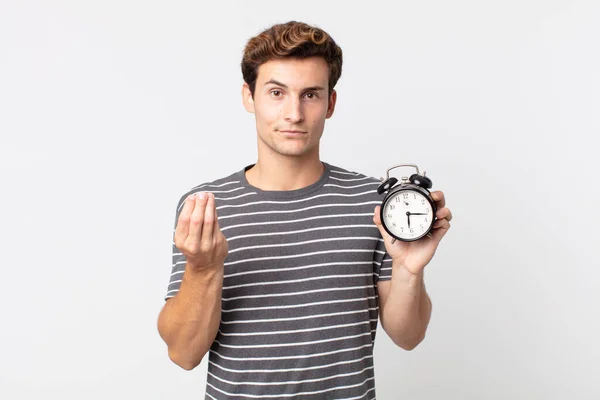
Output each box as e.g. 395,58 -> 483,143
392,261 -> 424,281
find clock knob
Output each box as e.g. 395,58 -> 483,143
377,177 -> 398,194
409,173 -> 433,189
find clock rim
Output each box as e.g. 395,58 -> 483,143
380,185 -> 437,242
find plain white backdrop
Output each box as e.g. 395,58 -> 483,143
1,1 -> 598,399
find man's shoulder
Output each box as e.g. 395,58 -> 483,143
173,167 -> 245,209
189,169 -> 243,192
326,162 -> 381,183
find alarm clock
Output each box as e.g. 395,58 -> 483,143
377,164 -> 437,243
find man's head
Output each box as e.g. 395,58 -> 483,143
241,21 -> 343,159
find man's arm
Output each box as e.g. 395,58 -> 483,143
157,192 -> 229,370
373,190 -> 451,350
157,264 -> 223,370
376,266 -> 432,350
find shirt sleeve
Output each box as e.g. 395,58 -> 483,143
373,235 -> 393,283
164,193 -> 190,301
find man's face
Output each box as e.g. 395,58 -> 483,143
242,56 -> 337,159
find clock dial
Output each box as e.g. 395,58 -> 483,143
382,190 -> 434,240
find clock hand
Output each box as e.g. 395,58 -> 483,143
406,211 -> 411,229
409,213 -> 428,215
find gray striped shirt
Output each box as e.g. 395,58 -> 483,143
165,162 -> 393,399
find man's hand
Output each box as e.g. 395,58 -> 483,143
174,192 -> 228,272
373,190 -> 452,275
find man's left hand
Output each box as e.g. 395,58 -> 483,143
373,190 -> 452,276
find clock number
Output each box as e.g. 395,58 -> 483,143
403,193 -> 409,199
410,228 -> 414,233
389,204 -> 395,210
387,214 -> 392,218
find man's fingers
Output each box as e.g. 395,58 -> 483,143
431,191 -> 446,208
373,206 -> 381,225
431,219 -> 451,242
436,207 -> 453,222
213,201 -> 222,237
373,206 -> 393,242
433,217 -> 449,229
188,192 -> 208,244
174,194 -> 196,246
201,193 -> 215,247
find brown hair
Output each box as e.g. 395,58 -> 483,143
241,21 -> 343,98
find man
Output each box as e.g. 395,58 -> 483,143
157,20 -> 452,399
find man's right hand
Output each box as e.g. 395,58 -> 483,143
174,192 -> 228,272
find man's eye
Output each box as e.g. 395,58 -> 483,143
304,92 -> 318,99
271,90 -> 282,97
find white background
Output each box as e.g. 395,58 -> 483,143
1,1 -> 599,399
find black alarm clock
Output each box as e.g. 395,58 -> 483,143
377,164 -> 437,243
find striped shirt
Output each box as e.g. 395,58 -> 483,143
165,161 -> 393,399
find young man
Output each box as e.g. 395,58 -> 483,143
157,21 -> 452,399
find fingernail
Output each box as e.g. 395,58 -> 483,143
199,192 -> 206,199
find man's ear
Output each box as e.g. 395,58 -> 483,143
242,83 -> 255,113
326,90 -> 337,119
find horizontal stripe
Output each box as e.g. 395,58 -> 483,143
346,387 -> 376,400
224,261 -> 372,279
216,190 -> 379,210
223,249 -> 383,267
222,285 -> 374,301
324,182 -> 380,189
220,308 -> 378,325
192,186 -> 245,194
215,192 -> 258,201
192,180 -> 240,189
220,213 -> 376,231
226,224 -> 376,241
222,273 -> 373,290
329,176 -> 372,182
209,354 -> 373,374
206,377 -> 375,399
208,366 -> 374,386
330,169 -> 361,176
218,320 -> 375,337
213,332 -> 372,349
228,236 -> 380,254
218,201 -> 381,220
210,342 -> 374,361
221,296 -> 376,313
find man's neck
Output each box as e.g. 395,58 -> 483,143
245,155 -> 325,191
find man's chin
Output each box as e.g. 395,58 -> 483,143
275,147 -> 312,157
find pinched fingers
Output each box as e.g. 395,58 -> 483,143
431,218 -> 451,241
431,191 -> 446,208
187,192 -> 209,250
201,193 -> 216,249
435,207 -> 453,222
174,193 -> 199,247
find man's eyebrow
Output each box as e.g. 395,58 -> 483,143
264,79 -> 325,91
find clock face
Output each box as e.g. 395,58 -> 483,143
382,189 -> 435,241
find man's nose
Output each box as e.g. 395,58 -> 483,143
284,98 -> 304,123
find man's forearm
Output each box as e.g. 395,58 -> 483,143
380,262 -> 432,350
157,264 -> 223,370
